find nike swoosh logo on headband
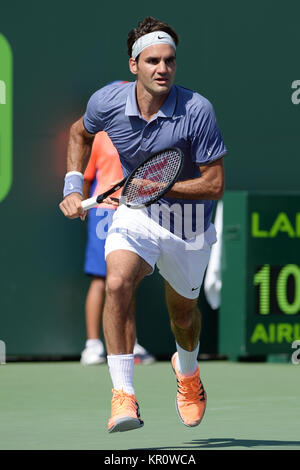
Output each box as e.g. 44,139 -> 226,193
158,35 -> 168,39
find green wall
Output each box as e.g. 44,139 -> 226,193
0,0 -> 299,357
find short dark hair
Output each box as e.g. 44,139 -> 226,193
127,16 -> 179,59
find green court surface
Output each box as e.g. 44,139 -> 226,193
0,360 -> 299,450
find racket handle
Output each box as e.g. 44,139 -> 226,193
81,178 -> 126,211
81,196 -> 98,211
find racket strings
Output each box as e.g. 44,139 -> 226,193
123,149 -> 182,206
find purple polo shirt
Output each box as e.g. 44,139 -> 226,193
84,81 -> 226,237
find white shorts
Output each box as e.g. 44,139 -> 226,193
105,205 -> 217,299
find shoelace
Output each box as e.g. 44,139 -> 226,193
111,389 -> 137,413
177,375 -> 206,403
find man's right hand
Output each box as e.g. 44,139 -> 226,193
59,193 -> 86,220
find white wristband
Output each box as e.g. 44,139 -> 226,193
65,171 -> 84,178
63,171 -> 84,198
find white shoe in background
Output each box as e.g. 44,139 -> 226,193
133,342 -> 156,365
80,341 -> 106,365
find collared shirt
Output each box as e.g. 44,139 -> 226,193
84,81 -> 227,237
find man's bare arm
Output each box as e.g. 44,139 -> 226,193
59,117 -> 95,219
67,116 -> 95,172
166,157 -> 225,200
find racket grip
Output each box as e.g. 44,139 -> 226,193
81,196 -> 98,211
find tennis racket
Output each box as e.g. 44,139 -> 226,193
81,147 -> 184,210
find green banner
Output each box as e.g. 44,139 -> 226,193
220,192 -> 300,359
0,33 -> 12,202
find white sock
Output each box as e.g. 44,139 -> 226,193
107,354 -> 135,395
176,342 -> 200,376
86,339 -> 103,349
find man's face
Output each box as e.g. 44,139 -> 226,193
129,43 -> 176,96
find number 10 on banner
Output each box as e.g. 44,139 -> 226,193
254,265 -> 300,316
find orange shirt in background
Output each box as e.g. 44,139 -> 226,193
84,131 -> 123,209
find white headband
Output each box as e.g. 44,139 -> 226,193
131,31 -> 176,59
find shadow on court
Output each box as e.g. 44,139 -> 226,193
133,437 -> 300,450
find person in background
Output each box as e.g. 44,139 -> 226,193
80,126 -> 156,366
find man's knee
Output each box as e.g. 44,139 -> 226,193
105,274 -> 133,298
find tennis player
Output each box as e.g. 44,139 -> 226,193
59,16 -> 226,433
82,128 -> 155,365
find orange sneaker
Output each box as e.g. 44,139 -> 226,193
107,389 -> 144,433
171,352 -> 207,427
